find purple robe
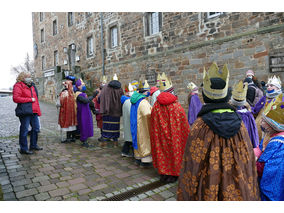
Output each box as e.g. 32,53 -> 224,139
77,93 -> 94,141
237,106 -> 259,148
188,94 -> 202,125
251,96 -> 266,115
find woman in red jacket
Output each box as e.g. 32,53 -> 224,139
13,72 -> 42,154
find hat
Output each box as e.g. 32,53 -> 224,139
156,73 -> 162,86
138,80 -> 150,92
75,79 -> 85,88
100,75 -> 108,84
267,75 -> 282,89
263,93 -> 284,128
112,73 -> 119,81
187,82 -> 198,92
232,80 -> 248,101
159,73 -> 173,92
202,62 -> 230,100
131,80 -> 138,91
246,70 -> 254,77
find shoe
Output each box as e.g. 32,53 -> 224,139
140,162 -> 152,169
121,153 -> 133,158
30,146 -> 43,151
160,174 -> 168,183
166,175 -> 178,183
81,142 -> 89,148
135,159 -> 141,166
19,149 -> 34,155
70,138 -> 76,142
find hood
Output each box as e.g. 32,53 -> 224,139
150,87 -> 159,96
157,92 -> 177,105
130,91 -> 146,104
121,95 -> 130,105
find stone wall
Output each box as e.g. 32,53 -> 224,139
32,12 -> 284,107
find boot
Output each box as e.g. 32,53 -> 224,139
70,131 -> 76,142
81,141 -> 89,148
61,132 -> 72,143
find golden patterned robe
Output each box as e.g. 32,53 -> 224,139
177,117 -> 260,201
134,99 -> 152,162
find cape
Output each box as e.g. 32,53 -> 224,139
188,94 -> 202,126
150,92 -> 190,176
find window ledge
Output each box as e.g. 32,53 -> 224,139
144,31 -> 162,41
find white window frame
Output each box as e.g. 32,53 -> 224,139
87,36 -> 94,57
110,26 -> 118,48
150,12 -> 159,35
68,12 -> 74,27
207,12 -> 223,19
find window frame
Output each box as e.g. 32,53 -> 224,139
41,56 -> 46,70
68,12 -> 74,27
39,12 -> 44,22
110,25 -> 118,48
40,28 -> 45,43
87,35 -> 94,57
54,50 -> 59,66
207,12 -> 223,19
53,19 -> 58,36
144,12 -> 162,37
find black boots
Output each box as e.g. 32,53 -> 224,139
61,131 -> 74,143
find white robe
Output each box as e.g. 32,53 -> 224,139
122,99 -> 132,142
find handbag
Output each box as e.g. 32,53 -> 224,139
15,102 -> 33,117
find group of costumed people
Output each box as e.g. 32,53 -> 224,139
57,63 -> 283,201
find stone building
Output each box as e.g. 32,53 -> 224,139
32,12 -> 284,108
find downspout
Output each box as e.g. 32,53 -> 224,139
100,12 -> 105,75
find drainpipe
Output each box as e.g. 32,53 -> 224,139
100,12 -> 105,75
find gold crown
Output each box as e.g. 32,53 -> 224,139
202,62 -> 230,100
232,80 -> 248,101
263,93 -> 284,124
159,73 -> 173,91
138,80 -> 150,90
267,75 -> 282,89
131,80 -> 138,91
187,82 -> 198,91
100,75 -> 108,84
112,73 -> 119,81
157,73 -> 161,83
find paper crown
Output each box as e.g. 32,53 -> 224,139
202,62 -> 230,100
131,80 -> 138,91
187,82 -> 198,91
159,73 -> 173,91
157,73 -> 161,84
112,73 -> 119,81
138,80 -> 150,91
263,93 -> 284,124
232,80 -> 248,101
100,75 -> 108,84
267,75 -> 282,89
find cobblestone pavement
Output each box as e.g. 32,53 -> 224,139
0,96 -> 177,201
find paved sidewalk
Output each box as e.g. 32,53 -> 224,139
0,97 -> 177,201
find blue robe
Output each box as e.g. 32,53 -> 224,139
258,135 -> 284,201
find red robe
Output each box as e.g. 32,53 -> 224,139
58,80 -> 77,128
150,92 -> 190,176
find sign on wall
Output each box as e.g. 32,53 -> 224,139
44,70 -> 55,77
269,51 -> 284,73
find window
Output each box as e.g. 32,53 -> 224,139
145,12 -> 162,36
40,28 -> 44,43
39,12 -> 44,22
54,50 -> 59,66
207,12 -> 223,19
68,12 -> 74,27
110,26 -> 118,48
86,12 -> 92,18
53,19 -> 57,35
87,36 -> 94,57
41,56 -> 46,70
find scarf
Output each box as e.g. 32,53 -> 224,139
266,89 -> 282,99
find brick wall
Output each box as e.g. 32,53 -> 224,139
32,12 -> 284,108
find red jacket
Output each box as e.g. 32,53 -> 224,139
13,81 -> 41,116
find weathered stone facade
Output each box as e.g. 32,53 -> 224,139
32,12 -> 284,108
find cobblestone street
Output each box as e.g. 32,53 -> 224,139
0,96 -> 177,201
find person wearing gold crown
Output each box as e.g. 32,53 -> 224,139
255,93 -> 284,201
120,83 -> 135,157
99,73 -> 124,146
177,63 -> 260,201
75,79 -> 94,147
130,79 -> 152,168
187,82 -> 202,126
230,80 -> 259,149
149,73 -> 161,106
252,75 -> 282,144
150,74 -> 190,183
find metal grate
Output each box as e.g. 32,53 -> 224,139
102,180 -> 167,201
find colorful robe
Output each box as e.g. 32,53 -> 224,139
130,92 -> 152,163
76,92 -> 94,141
188,93 -> 202,126
258,133 -> 284,201
177,106 -> 260,201
122,97 -> 132,142
150,92 -> 190,176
